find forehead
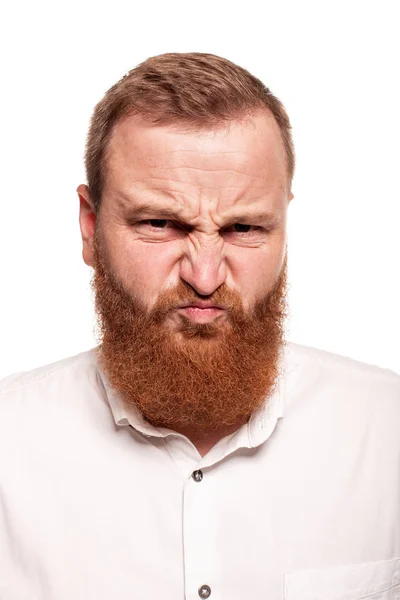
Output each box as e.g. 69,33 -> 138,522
104,112 -> 289,212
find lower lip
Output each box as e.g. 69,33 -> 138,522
177,307 -> 225,323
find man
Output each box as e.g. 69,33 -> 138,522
0,53 -> 399,600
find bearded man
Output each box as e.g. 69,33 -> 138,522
0,53 -> 399,600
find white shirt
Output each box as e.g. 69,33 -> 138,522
0,342 -> 399,600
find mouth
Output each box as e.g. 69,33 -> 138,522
175,303 -> 227,324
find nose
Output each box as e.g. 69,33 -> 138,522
179,239 -> 227,296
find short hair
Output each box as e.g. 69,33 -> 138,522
85,52 -> 295,213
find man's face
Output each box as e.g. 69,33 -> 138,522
78,111 -> 292,434
83,111 -> 290,318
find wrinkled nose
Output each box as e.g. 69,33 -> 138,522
179,242 -> 227,296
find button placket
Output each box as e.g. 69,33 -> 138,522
183,466 -> 220,599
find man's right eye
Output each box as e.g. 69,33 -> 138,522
147,219 -> 169,228
134,219 -> 191,235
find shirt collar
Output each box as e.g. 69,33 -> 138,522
96,343 -> 293,450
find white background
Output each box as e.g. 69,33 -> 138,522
0,0 -> 399,378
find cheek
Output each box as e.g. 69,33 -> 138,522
110,239 -> 181,302
226,243 -> 285,303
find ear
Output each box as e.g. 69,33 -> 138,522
77,184 -> 96,267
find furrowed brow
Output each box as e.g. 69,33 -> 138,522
118,196 -> 279,227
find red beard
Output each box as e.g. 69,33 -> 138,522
91,233 -> 288,435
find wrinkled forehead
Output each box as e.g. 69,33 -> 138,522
105,112 -> 289,190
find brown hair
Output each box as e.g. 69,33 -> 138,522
85,52 -> 295,213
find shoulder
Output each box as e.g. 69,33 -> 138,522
284,341 -> 400,407
286,341 -> 399,381
0,348 -> 114,456
0,349 -> 99,393
0,349 -> 103,416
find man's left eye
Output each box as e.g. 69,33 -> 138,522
232,223 -> 253,233
225,223 -> 259,234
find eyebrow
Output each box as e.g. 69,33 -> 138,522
121,201 -> 279,227
123,203 -> 185,220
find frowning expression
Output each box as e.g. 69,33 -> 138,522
79,111 -> 293,330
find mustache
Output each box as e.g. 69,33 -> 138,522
148,280 -> 245,321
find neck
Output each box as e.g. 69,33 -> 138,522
168,416 -> 250,457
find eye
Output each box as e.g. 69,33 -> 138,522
148,219 -> 169,228
134,219 -> 190,238
232,223 -> 253,233
225,223 -> 259,234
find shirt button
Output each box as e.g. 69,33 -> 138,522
192,469 -> 203,482
198,584 -> 211,598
